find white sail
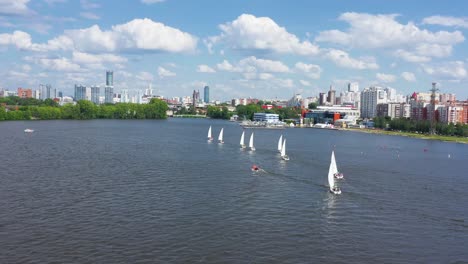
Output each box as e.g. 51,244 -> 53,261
277,135 -> 283,152
249,132 -> 255,150
218,128 -> 224,142
328,151 -> 335,190
331,151 -> 338,175
281,139 -> 286,157
207,126 -> 212,139
240,131 -> 245,147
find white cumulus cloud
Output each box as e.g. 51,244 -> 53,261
197,64 -> 216,73
0,18 -> 198,54
33,57 -> 82,72
158,66 -> 176,78
422,61 -> 467,79
401,72 -> 416,82
0,0 -> 33,16
72,51 -> 126,64
54,18 -> 197,53
394,49 -> 431,63
422,15 -> 468,28
316,12 -> 463,60
294,62 -> 322,79
325,49 -> 379,70
300,80 -> 311,86
376,73 -> 397,83
216,56 -> 289,74
239,56 -> 289,73
209,14 -> 320,56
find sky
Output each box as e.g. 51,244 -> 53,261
1,0 -> 468,101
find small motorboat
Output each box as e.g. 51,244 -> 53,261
24,129 -> 34,133
251,164 -> 260,172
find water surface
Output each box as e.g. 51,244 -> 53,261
0,119 -> 467,263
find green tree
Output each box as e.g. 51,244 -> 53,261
308,102 -> 318,109
42,98 -> 59,107
77,100 -> 97,119
61,104 -> 80,119
236,104 -> 261,120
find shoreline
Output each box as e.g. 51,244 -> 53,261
342,128 -> 468,144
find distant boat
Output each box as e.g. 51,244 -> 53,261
240,130 -> 246,148
24,129 -> 34,133
207,126 -> 213,141
218,128 -> 224,144
329,151 -> 342,194
332,151 -> 344,179
249,132 -> 255,151
281,138 -> 289,161
277,134 -> 283,153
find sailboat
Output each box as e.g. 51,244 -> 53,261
249,132 -> 255,151
281,138 -> 289,161
329,151 -> 342,194
277,135 -> 283,153
207,126 -> 213,141
332,151 -> 344,179
240,130 -> 246,148
218,128 -> 224,144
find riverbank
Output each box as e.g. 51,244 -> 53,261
343,128 -> 468,144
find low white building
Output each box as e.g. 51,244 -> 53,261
253,113 -> 280,123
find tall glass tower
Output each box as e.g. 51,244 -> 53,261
106,71 -> 113,86
204,86 -> 209,103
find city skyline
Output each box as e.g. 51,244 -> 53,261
1,0 -> 468,100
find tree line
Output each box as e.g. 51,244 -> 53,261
373,116 -> 468,137
235,104 -> 302,121
0,97 -> 168,121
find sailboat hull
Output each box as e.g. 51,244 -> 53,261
330,188 -> 342,195
334,173 -> 344,179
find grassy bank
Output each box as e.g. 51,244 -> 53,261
344,128 -> 468,144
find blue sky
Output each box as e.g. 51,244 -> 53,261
1,0 -> 468,100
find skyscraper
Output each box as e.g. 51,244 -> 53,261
105,87 -> 114,104
105,70 -> 114,104
106,71 -> 113,86
348,82 -> 359,92
74,85 -> 87,101
360,86 -> 387,119
91,86 -> 100,104
204,86 -> 210,103
319,92 -> 327,105
327,85 -> 336,105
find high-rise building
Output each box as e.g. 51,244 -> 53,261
106,71 -> 113,86
121,89 -> 129,103
58,91 -> 63,98
348,82 -> 359,92
105,87 -> 114,104
360,86 -> 387,119
74,85 -> 87,101
439,93 -> 456,103
33,89 -> 41,99
192,90 -> 200,108
204,86 -> 210,103
327,86 -> 336,105
105,70 -> 114,104
319,92 -> 327,105
91,86 -> 100,104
